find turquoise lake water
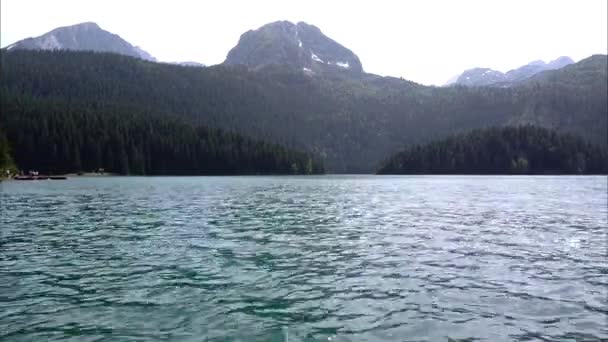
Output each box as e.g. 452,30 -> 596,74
1,176 -> 607,341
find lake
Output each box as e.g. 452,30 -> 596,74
1,176 -> 606,341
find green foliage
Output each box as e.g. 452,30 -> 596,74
0,50 -> 606,172
377,126 -> 608,175
0,95 -> 324,175
510,157 -> 529,174
0,129 -> 17,177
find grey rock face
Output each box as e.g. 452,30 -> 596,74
450,56 -> 575,87
5,22 -> 156,61
546,56 -> 575,69
455,68 -> 509,86
224,21 -> 363,73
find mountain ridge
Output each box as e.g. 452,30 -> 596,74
3,21 -> 591,87
449,56 -> 575,87
4,22 -> 157,61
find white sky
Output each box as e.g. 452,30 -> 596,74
1,0 -> 606,85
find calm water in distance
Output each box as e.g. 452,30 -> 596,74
1,176 -> 607,341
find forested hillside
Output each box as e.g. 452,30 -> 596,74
506,55 -> 608,140
1,51 -> 606,172
377,126 -> 608,175
0,95 -> 324,175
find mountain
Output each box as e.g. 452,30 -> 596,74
1,20 -> 605,173
443,74 -> 461,86
450,56 -> 575,87
455,68 -> 508,86
1,50 -> 605,173
506,55 -> 608,139
546,56 -> 576,69
3,22 -> 155,61
523,54 -> 607,87
377,126 -> 608,175
224,21 -> 363,73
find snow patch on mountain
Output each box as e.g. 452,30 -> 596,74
447,56 -> 575,87
311,52 -> 324,63
224,20 -> 363,73
40,34 -> 62,50
336,61 -> 350,68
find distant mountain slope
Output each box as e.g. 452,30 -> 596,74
455,68 -> 507,86
224,21 -> 363,73
450,56 -> 574,87
505,55 -> 608,142
3,22 -> 156,61
523,54 -> 607,87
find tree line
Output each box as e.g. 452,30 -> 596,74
0,95 -> 324,175
377,126 -> 608,175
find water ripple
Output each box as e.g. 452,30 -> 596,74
1,176 -> 606,341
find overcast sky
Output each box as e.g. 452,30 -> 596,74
1,0 -> 606,85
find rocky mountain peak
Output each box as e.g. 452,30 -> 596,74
224,20 -> 363,73
4,22 -> 156,61
449,56 -> 575,87
547,56 -> 574,69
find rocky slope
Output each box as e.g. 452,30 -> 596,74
450,56 -> 574,87
4,22 -> 156,61
224,21 -> 363,73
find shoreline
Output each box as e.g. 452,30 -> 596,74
62,172 -> 118,177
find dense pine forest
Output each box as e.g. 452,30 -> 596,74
0,95 -> 324,175
377,126 -> 608,175
1,50 -> 606,172
0,130 -> 17,177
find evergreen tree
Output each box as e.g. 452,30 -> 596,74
378,126 -> 608,175
0,95 -> 324,175
0,129 -> 17,177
